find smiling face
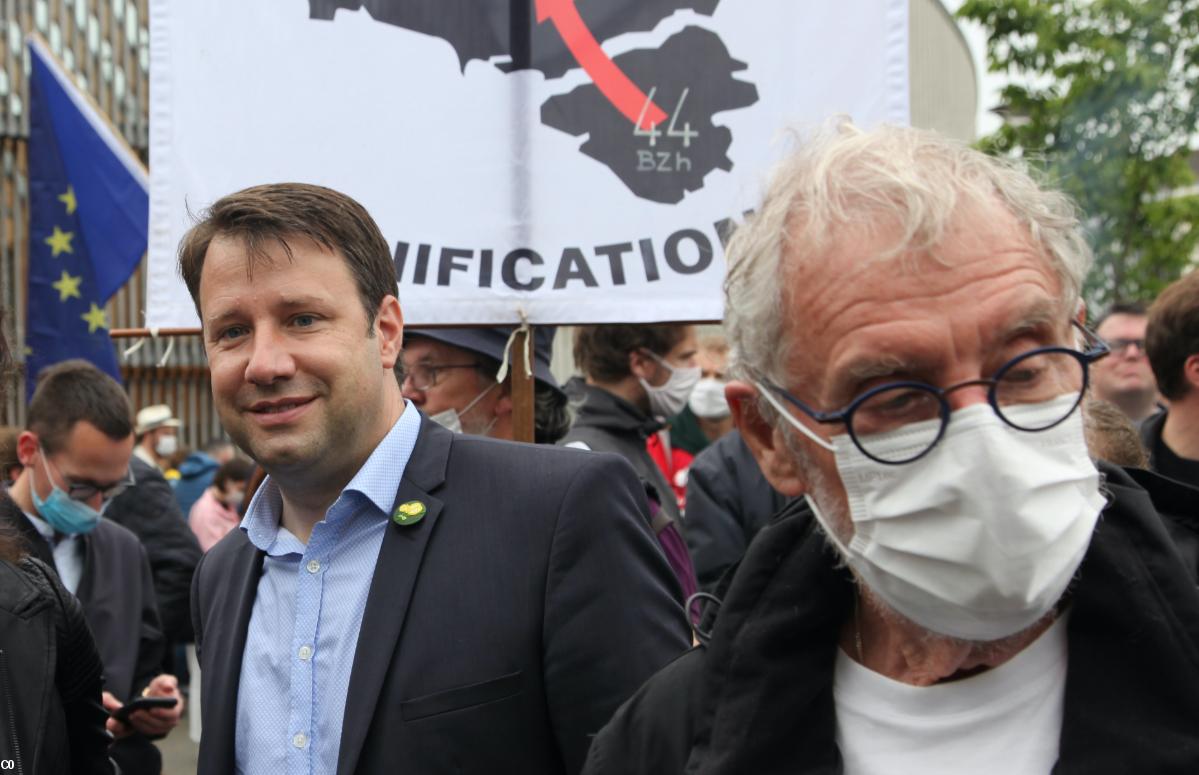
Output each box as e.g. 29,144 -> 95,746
199,234 -> 404,489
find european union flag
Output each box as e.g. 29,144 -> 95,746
25,35 -> 148,397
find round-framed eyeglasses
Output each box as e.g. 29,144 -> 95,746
758,327 -> 1111,465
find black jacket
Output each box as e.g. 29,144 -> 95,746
193,416 -> 691,775
105,457 -> 202,644
559,379 -> 681,522
1,493 -> 165,703
583,463 -> 1199,774
684,430 -> 790,590
0,556 -> 113,775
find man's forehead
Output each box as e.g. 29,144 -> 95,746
1096,313 -> 1147,337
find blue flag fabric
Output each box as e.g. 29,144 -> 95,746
25,36 -> 148,397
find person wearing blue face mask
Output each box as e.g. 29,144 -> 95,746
0,360 -> 184,775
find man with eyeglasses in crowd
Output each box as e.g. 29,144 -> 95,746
1089,302 -> 1161,424
401,326 -> 571,443
0,360 -> 184,775
583,122 -> 1199,774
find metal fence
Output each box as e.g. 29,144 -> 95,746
0,0 -> 220,447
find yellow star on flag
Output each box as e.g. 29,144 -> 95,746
81,303 -> 108,334
45,226 -> 75,257
51,270 -> 83,302
58,186 -> 77,215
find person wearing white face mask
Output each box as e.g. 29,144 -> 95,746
133,404 -> 182,472
400,326 -> 571,443
560,325 -> 702,603
560,324 -> 700,525
583,122 -> 1199,775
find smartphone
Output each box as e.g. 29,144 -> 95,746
110,696 -> 178,724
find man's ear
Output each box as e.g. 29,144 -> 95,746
15,431 -> 40,466
727,380 -> 808,497
494,380 -> 514,418
375,295 -> 405,370
1184,353 -> 1199,391
627,349 -> 656,382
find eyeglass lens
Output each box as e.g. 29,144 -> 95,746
850,350 -> 1086,463
1106,338 -> 1144,353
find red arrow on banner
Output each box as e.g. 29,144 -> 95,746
535,0 -> 669,131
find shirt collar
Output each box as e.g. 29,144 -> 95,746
240,400 -> 421,552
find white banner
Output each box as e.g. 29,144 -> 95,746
148,0 -> 908,327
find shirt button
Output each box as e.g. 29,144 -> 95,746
298,645 -> 314,661
306,559 -> 321,574
292,732 -> 307,749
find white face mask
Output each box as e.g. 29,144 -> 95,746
639,352 -> 702,419
155,433 -> 178,458
760,389 -> 1106,641
688,377 -> 730,418
429,382 -> 499,436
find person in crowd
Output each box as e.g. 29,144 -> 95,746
181,182 -> 689,775
401,326 -> 570,443
560,324 -> 699,524
0,425 -> 21,485
1,360 -> 184,775
106,435 -> 203,651
0,331 -> 114,773
1142,271 -> 1199,487
648,332 -> 735,514
684,429 -> 790,591
560,325 -> 701,600
175,438 -> 237,517
189,457 -> 253,552
1090,302 -> 1161,423
583,121 -> 1199,774
671,332 -> 737,457
133,404 -> 182,471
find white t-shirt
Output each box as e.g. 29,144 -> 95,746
834,614 -> 1068,775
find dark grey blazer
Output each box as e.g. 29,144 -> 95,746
192,414 -> 691,775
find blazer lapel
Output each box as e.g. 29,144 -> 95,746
198,536 -> 264,774
337,415 -> 451,775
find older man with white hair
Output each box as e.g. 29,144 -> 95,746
582,122 -> 1199,774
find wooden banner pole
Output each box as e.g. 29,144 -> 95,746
510,325 -> 536,443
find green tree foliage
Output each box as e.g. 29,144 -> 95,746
958,0 -> 1199,308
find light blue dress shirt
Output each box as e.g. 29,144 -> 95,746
234,403 -> 420,775
23,511 -> 83,594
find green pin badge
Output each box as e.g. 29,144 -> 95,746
393,500 -> 427,526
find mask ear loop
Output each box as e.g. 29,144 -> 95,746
754,382 -> 836,452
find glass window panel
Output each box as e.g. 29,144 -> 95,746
113,0 -> 125,23
35,0 -> 48,33
88,15 -> 100,53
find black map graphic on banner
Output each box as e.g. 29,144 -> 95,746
308,0 -> 759,203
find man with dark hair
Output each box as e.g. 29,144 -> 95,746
561,324 -> 700,523
1090,302 -> 1160,423
1142,271 -> 1199,487
401,326 -> 570,443
184,182 -> 688,775
0,360 -> 184,775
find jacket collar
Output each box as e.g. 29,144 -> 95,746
336,412 -> 450,775
568,378 -> 663,439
